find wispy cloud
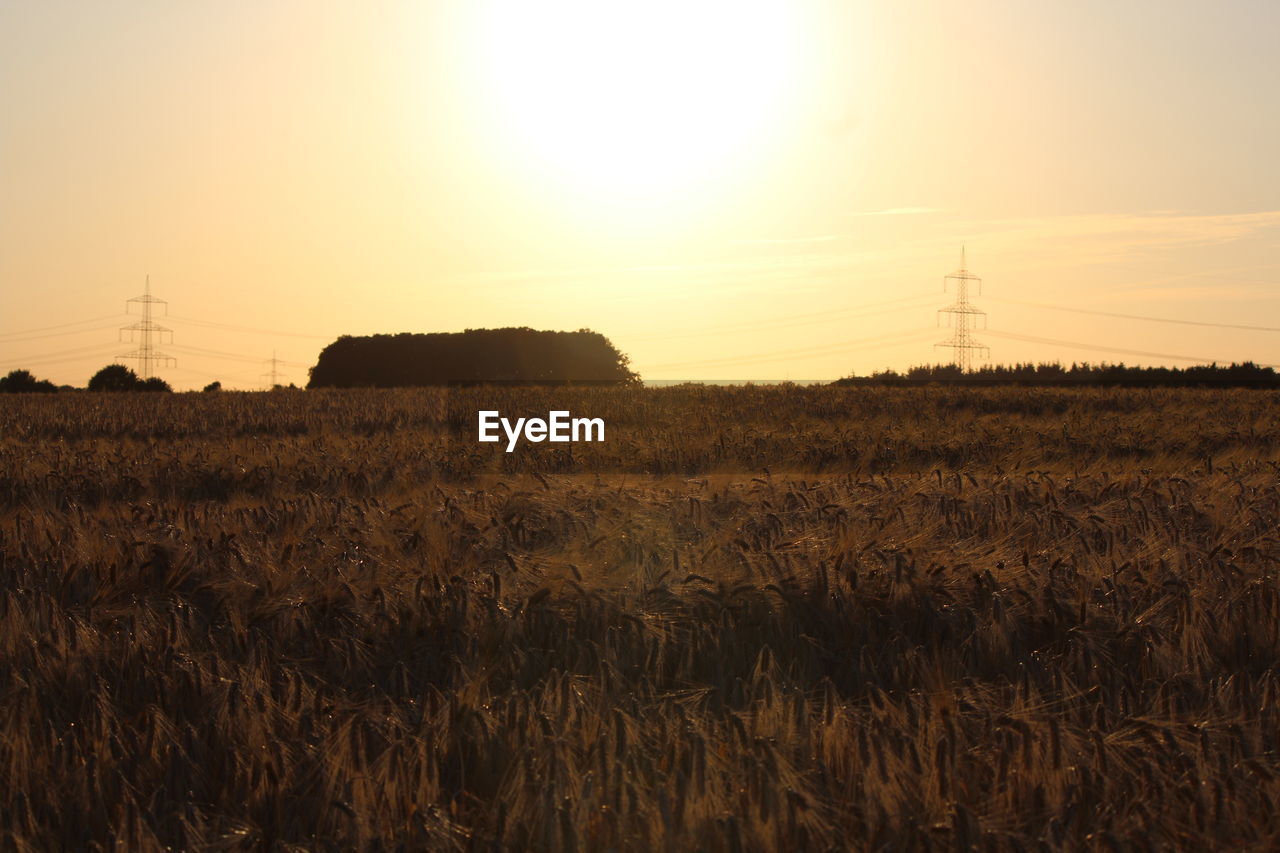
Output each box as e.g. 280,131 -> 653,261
944,211 -> 1280,308
1106,284 -> 1272,304
960,210 -> 1280,256
853,207 -> 942,217
445,209 -> 1280,309
733,208 -> 942,247
733,234 -> 841,246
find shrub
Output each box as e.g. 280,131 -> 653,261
0,369 -> 57,393
87,364 -> 172,392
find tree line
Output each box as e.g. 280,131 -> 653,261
1,365 -> 173,394
836,361 -> 1280,387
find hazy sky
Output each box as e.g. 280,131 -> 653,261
2,0 -> 1278,388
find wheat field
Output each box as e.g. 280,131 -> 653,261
2,386 -> 1279,850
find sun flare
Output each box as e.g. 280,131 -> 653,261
471,0 -> 805,207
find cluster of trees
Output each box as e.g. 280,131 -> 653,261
0,369 -> 59,393
0,365 -> 174,393
307,328 -> 638,388
837,361 -> 1280,387
87,364 -> 172,392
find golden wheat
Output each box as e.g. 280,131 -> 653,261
0,386 -> 1278,850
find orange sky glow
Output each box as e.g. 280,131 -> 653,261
2,0 -> 1278,388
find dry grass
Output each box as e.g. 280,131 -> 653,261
2,386 -> 1280,850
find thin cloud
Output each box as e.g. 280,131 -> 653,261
1107,284 -> 1273,304
853,207 -> 942,217
734,234 -> 841,246
735,208 -> 941,246
960,210 -> 1280,253
446,209 -> 1280,309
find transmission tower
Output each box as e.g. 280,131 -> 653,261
118,276 -> 176,378
262,350 -> 286,390
935,247 -> 990,372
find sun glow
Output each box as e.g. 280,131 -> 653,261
471,0 -> 806,209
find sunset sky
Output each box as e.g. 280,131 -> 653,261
2,0 -> 1277,388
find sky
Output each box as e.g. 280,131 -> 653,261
1,0 -> 1278,389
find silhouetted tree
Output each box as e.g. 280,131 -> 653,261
0,369 -> 57,393
835,361 -> 1280,388
202,381 -> 222,392
88,365 -> 139,391
308,328 -> 639,388
87,364 -> 172,392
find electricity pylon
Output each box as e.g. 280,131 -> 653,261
262,350 -> 286,390
935,247 -> 989,372
118,276 -> 176,378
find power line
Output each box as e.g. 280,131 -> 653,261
626,293 -> 936,343
0,322 -> 125,344
167,314 -> 332,340
987,296 -> 1280,333
169,342 -> 309,367
3,342 -> 124,369
643,328 -> 936,371
0,314 -> 125,339
984,329 -> 1280,368
168,344 -> 261,364
9,267 -> 1277,381
171,365 -> 262,385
